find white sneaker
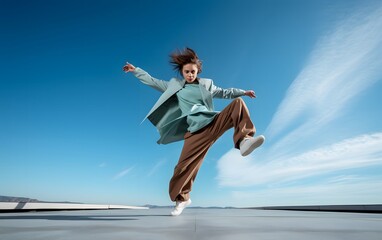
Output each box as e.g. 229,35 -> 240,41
240,135 -> 265,156
170,199 -> 192,216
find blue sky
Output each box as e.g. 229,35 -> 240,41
1,0 -> 382,207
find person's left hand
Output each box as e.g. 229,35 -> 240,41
244,90 -> 256,98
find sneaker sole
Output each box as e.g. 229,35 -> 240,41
241,136 -> 265,156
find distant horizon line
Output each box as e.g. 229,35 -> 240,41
0,195 -> 381,213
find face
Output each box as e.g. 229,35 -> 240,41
182,63 -> 198,83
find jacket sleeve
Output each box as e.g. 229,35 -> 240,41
132,67 -> 169,93
210,80 -> 246,99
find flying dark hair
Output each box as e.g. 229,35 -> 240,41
170,47 -> 202,74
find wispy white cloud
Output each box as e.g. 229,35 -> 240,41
98,162 -> 107,168
217,132 -> 382,187
231,176 -> 382,207
265,4 -> 382,156
113,166 -> 134,180
217,4 -> 382,190
147,159 -> 166,177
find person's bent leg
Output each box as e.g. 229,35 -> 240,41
208,97 -> 256,148
208,97 -> 264,155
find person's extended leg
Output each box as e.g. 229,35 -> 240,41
168,130 -> 212,216
169,131 -> 212,201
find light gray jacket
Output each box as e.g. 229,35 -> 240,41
133,67 -> 245,144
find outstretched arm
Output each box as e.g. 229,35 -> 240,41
210,81 -> 256,99
122,62 -> 169,92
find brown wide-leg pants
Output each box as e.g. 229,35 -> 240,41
169,97 -> 256,202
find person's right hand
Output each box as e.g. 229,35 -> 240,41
123,62 -> 135,73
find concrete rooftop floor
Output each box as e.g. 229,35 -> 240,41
1,208 -> 382,240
